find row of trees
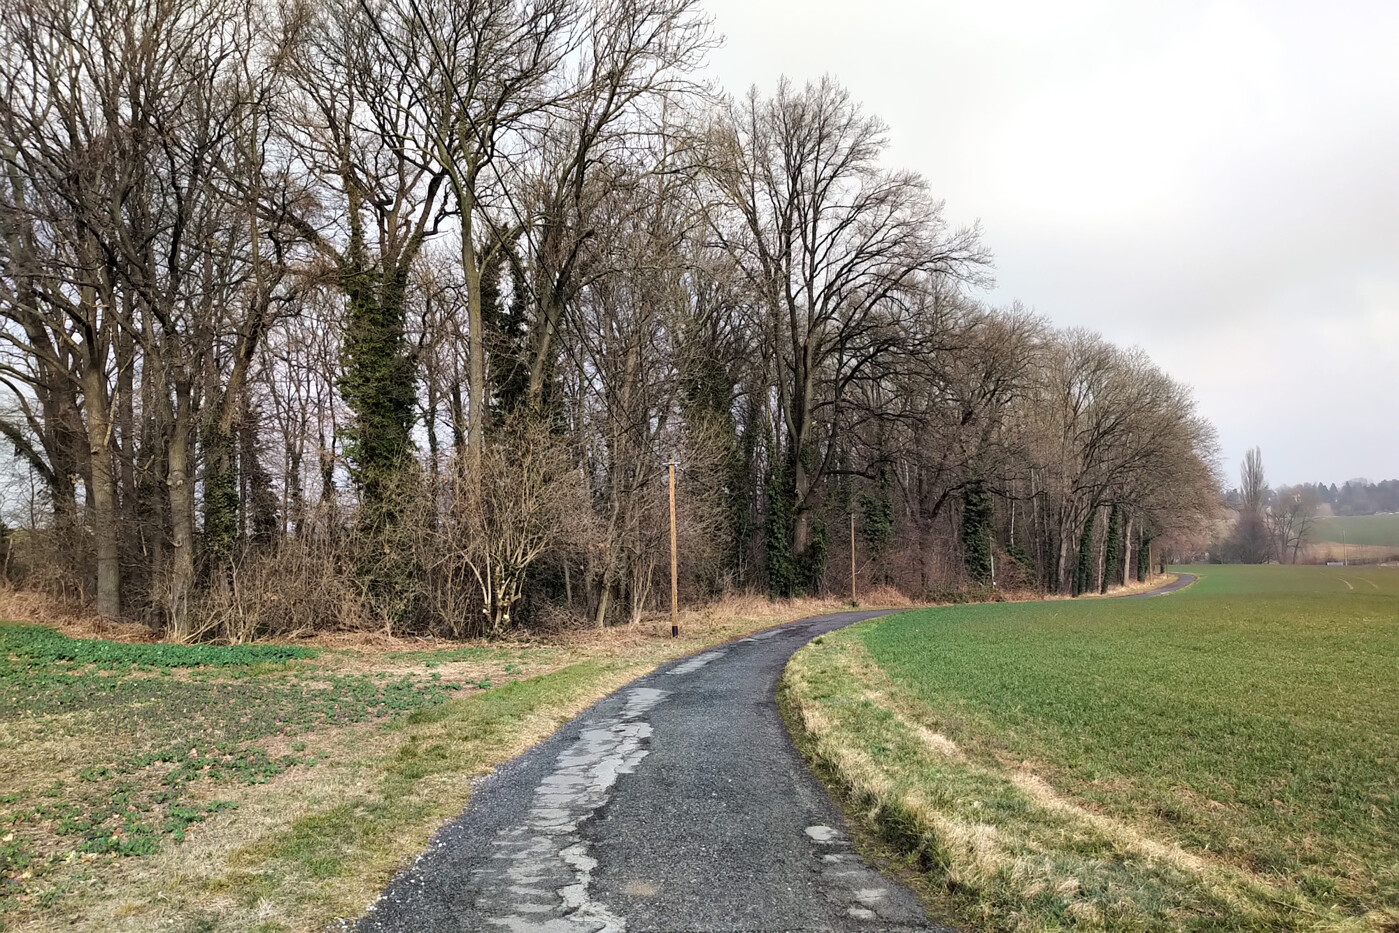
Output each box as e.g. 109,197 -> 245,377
1295,479 -> 1399,517
0,0 -> 1221,639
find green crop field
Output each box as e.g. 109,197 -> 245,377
1311,513 -> 1399,547
783,565 -> 1399,931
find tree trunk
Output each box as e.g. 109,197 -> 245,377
1100,504 -> 1121,595
787,351 -> 818,591
527,287 -> 561,413
319,440 -> 336,511
1096,509 -> 1106,594
1073,508 -> 1096,597
81,366 -> 120,620
459,199 -> 488,478
167,384 -> 196,638
116,327 -> 140,597
594,582 -> 611,628
1055,506 -> 1076,594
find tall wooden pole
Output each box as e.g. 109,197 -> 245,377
850,510 -> 857,606
668,460 -> 679,637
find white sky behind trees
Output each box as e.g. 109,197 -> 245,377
699,0 -> 1399,487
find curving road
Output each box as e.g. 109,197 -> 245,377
357,610 -> 946,932
359,576 -> 1196,932
1126,572 -> 1197,597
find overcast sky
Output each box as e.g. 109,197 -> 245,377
699,0 -> 1399,488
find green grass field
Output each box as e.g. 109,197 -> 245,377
783,565 -> 1399,931
1311,513 -> 1399,547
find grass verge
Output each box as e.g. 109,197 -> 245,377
781,564 -> 1399,932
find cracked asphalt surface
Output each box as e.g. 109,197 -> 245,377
357,610 -> 949,932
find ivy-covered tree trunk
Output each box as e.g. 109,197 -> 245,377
790,440 -> 828,595
1122,516 -> 1132,588
794,513 -> 828,595
1137,529 -> 1153,582
1073,508 -> 1097,597
202,417 -> 238,573
860,466 -> 895,581
338,266 -> 417,522
764,456 -> 796,598
484,249 -> 532,421
241,407 -> 280,545
961,480 -> 994,585
728,424 -> 756,589
1101,504 -> 1122,594
336,214 -> 420,628
678,397 -> 749,596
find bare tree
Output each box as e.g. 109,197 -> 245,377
1240,446 -> 1268,514
0,0 -> 295,629
0,3 -> 1229,635
1229,446 -> 1273,563
705,76 -> 987,593
273,0 -> 450,512
1270,485 -> 1317,564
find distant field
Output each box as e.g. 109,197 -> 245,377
1311,513 -> 1399,547
784,565 -> 1399,931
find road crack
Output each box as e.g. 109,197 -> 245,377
470,687 -> 666,932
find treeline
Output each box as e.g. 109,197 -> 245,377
1301,480 -> 1399,517
0,0 -> 1220,639
1224,478 -> 1399,517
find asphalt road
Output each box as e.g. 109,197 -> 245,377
1126,572 -> 1198,597
357,610 -> 948,933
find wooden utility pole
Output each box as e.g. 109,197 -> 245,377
668,460 -> 679,637
850,510 -> 857,606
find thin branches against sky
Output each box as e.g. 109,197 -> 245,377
703,0 -> 1399,484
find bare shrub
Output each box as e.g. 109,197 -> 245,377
518,596 -> 592,636
177,425 -> 594,643
0,584 -> 123,640
8,524 -> 91,608
187,535 -> 372,643
414,419 -> 594,637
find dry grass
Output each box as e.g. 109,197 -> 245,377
781,635 -> 1369,932
0,587 -> 157,643
1043,572 -> 1177,600
5,579 -> 1180,931
1298,542 -> 1399,564
47,662 -> 659,933
559,592 -> 859,645
0,586 -> 873,654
